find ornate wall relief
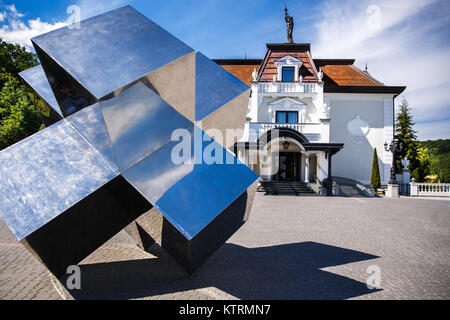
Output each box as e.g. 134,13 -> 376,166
346,115 -> 370,144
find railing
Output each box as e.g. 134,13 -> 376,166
262,122 -> 303,132
410,182 -> 450,197
250,122 -> 321,133
258,82 -> 316,94
247,122 -> 322,142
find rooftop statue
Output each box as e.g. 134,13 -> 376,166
285,5 -> 294,43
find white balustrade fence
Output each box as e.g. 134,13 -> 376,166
258,82 -> 316,94
410,182 -> 450,197
246,122 -> 322,144
249,122 -> 322,135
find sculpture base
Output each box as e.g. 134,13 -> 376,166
126,180 -> 258,273
386,183 -> 399,198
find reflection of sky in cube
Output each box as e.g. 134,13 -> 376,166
19,65 -> 62,117
0,120 -> 118,240
99,82 -> 193,172
154,130 -> 258,239
195,52 -> 249,121
122,127 -> 195,204
122,123 -> 258,240
32,6 -> 194,99
66,103 -> 118,171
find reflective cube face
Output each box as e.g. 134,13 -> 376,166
3,5 -> 258,277
31,6 -> 194,102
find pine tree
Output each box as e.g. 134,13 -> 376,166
394,97 -> 430,182
371,148 -> 381,190
395,98 -> 417,172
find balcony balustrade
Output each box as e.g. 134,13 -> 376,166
257,82 -> 317,94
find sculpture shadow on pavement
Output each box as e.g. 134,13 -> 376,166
63,241 -> 381,300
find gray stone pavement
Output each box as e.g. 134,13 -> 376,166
0,193 -> 449,299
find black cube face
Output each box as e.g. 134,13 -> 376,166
33,44 -> 98,117
21,176 -> 152,278
128,181 -> 258,273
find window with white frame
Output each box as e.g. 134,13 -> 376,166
274,55 -> 302,82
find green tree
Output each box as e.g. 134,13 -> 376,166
420,139 -> 450,182
0,73 -> 42,149
395,98 -> 417,171
408,144 -> 431,182
394,97 -> 430,182
371,148 -> 381,190
0,40 -> 38,77
0,38 -> 43,150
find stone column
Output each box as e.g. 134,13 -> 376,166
305,154 -> 310,183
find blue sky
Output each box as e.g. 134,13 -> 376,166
1,0 -> 449,141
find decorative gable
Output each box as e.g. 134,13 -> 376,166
274,55 -> 302,68
268,97 -> 306,122
258,43 -> 319,82
273,55 -> 302,82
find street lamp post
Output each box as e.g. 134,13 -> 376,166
384,139 -> 403,184
384,139 -> 403,197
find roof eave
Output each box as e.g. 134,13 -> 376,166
324,85 -> 407,96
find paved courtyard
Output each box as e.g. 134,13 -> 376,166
0,193 -> 449,300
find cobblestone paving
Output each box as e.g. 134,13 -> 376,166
0,194 -> 449,299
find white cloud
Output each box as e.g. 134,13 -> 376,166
0,18 -> 67,49
5,4 -> 24,18
312,0 -> 450,141
0,5 -> 67,50
0,0 -> 128,49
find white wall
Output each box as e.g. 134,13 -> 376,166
328,93 -> 395,185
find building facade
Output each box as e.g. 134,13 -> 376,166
215,43 -> 405,193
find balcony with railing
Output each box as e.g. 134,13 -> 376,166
247,122 -> 322,142
257,82 -> 317,94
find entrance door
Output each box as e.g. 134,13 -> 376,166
276,152 -> 300,181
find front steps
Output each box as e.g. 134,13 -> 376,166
258,181 -> 316,195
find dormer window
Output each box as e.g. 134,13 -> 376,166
274,55 -> 302,82
282,67 -> 295,82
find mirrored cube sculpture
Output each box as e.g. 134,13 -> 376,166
0,119 -> 152,276
1,5 -> 258,276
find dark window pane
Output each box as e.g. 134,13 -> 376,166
287,111 -> 298,123
282,67 -> 295,82
276,112 -> 287,123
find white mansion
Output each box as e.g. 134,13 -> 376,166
215,43 -> 405,194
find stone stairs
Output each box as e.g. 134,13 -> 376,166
258,181 -> 316,195
333,176 -> 375,197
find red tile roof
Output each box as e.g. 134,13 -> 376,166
213,44 -> 404,94
214,59 -> 261,86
